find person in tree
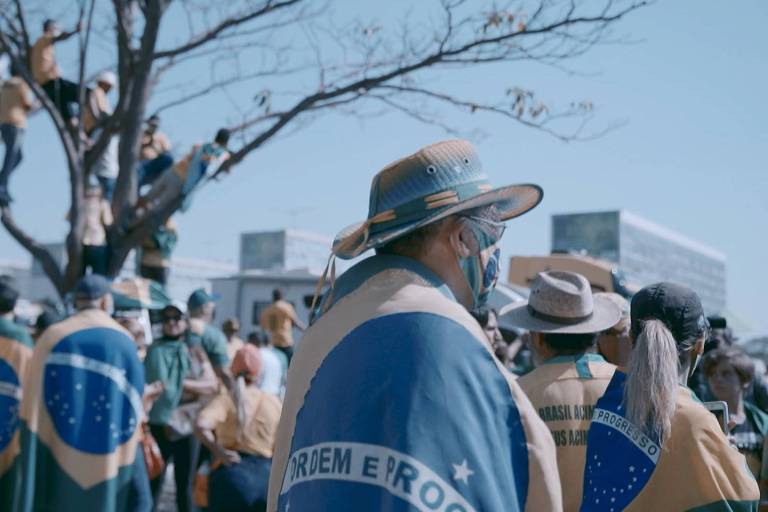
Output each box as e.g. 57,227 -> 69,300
80,182 -> 113,276
0,64 -> 35,205
138,115 -> 174,188
138,218 -> 177,287
133,128 -> 230,224
83,71 -> 119,201
29,19 -> 82,127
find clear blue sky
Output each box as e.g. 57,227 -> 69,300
2,1 -> 766,335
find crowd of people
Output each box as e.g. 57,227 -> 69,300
1,98 -> 766,511
0,273 -> 300,511
0,18 -> 232,287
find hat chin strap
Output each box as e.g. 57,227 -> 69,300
311,212 -> 392,322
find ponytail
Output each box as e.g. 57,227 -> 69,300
624,319 -> 679,443
231,375 -> 249,441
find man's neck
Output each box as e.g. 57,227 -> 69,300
410,250 -> 471,309
0,312 -> 13,321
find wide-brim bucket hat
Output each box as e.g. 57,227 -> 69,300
501,270 -> 623,334
332,139 -> 543,259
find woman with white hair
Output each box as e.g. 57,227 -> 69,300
581,283 -> 759,511
195,345 -> 282,511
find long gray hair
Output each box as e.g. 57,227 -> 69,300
623,319 -> 697,443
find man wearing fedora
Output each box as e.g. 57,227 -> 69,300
268,140 -> 561,511
508,271 -> 622,512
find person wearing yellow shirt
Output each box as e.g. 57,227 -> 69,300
506,270 -> 622,512
259,289 -> 305,364
581,283 -> 759,511
0,65 -> 35,205
195,345 -> 282,511
29,19 -> 81,126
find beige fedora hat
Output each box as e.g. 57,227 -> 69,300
502,270 -> 622,334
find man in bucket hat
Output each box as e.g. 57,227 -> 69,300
506,270 -> 622,512
268,140 -> 561,511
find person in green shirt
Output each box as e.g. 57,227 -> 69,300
145,302 -> 217,512
0,275 -> 33,511
187,288 -> 233,390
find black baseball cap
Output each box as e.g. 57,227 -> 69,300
73,274 -> 112,301
0,275 -> 20,313
161,302 -> 186,319
630,282 -> 709,342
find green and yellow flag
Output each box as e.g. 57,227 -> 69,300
18,309 -> 144,511
0,317 -> 33,512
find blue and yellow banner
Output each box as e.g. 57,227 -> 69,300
18,309 -> 144,511
268,255 -> 561,512
581,371 -> 759,512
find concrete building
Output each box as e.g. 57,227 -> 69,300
211,230 -> 334,339
551,210 -> 726,314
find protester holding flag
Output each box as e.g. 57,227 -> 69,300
0,276 -> 33,511
18,275 -> 149,511
581,282 -> 759,511
506,271 -> 622,512
268,140 -> 561,512
195,345 -> 282,511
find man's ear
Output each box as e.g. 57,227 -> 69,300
448,218 -> 472,258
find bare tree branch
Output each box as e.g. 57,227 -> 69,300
152,0 -> 302,59
1,207 -> 64,295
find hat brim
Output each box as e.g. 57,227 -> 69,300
499,295 -> 623,334
333,183 -> 543,259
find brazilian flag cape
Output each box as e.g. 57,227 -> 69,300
0,317 -> 33,512
581,371 -> 759,512
18,309 -> 145,511
268,255 -> 562,512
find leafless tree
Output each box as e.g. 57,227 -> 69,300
0,0 -> 646,297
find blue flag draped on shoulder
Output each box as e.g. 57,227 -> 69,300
18,309 -> 145,512
582,371 -> 759,512
0,317 -> 33,512
268,255 -> 561,512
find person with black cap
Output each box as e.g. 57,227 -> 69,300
580,282 -> 759,512
0,275 -> 33,510
144,302 -> 218,512
504,270 -> 621,512
17,274 -> 151,511
187,288 -> 233,390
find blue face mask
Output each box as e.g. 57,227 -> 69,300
458,221 -> 502,309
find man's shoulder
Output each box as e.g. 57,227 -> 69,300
673,387 -> 720,430
0,318 -> 32,346
203,323 -> 226,340
32,35 -> 53,49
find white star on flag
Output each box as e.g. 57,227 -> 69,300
452,459 -> 474,485
629,466 -> 635,473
